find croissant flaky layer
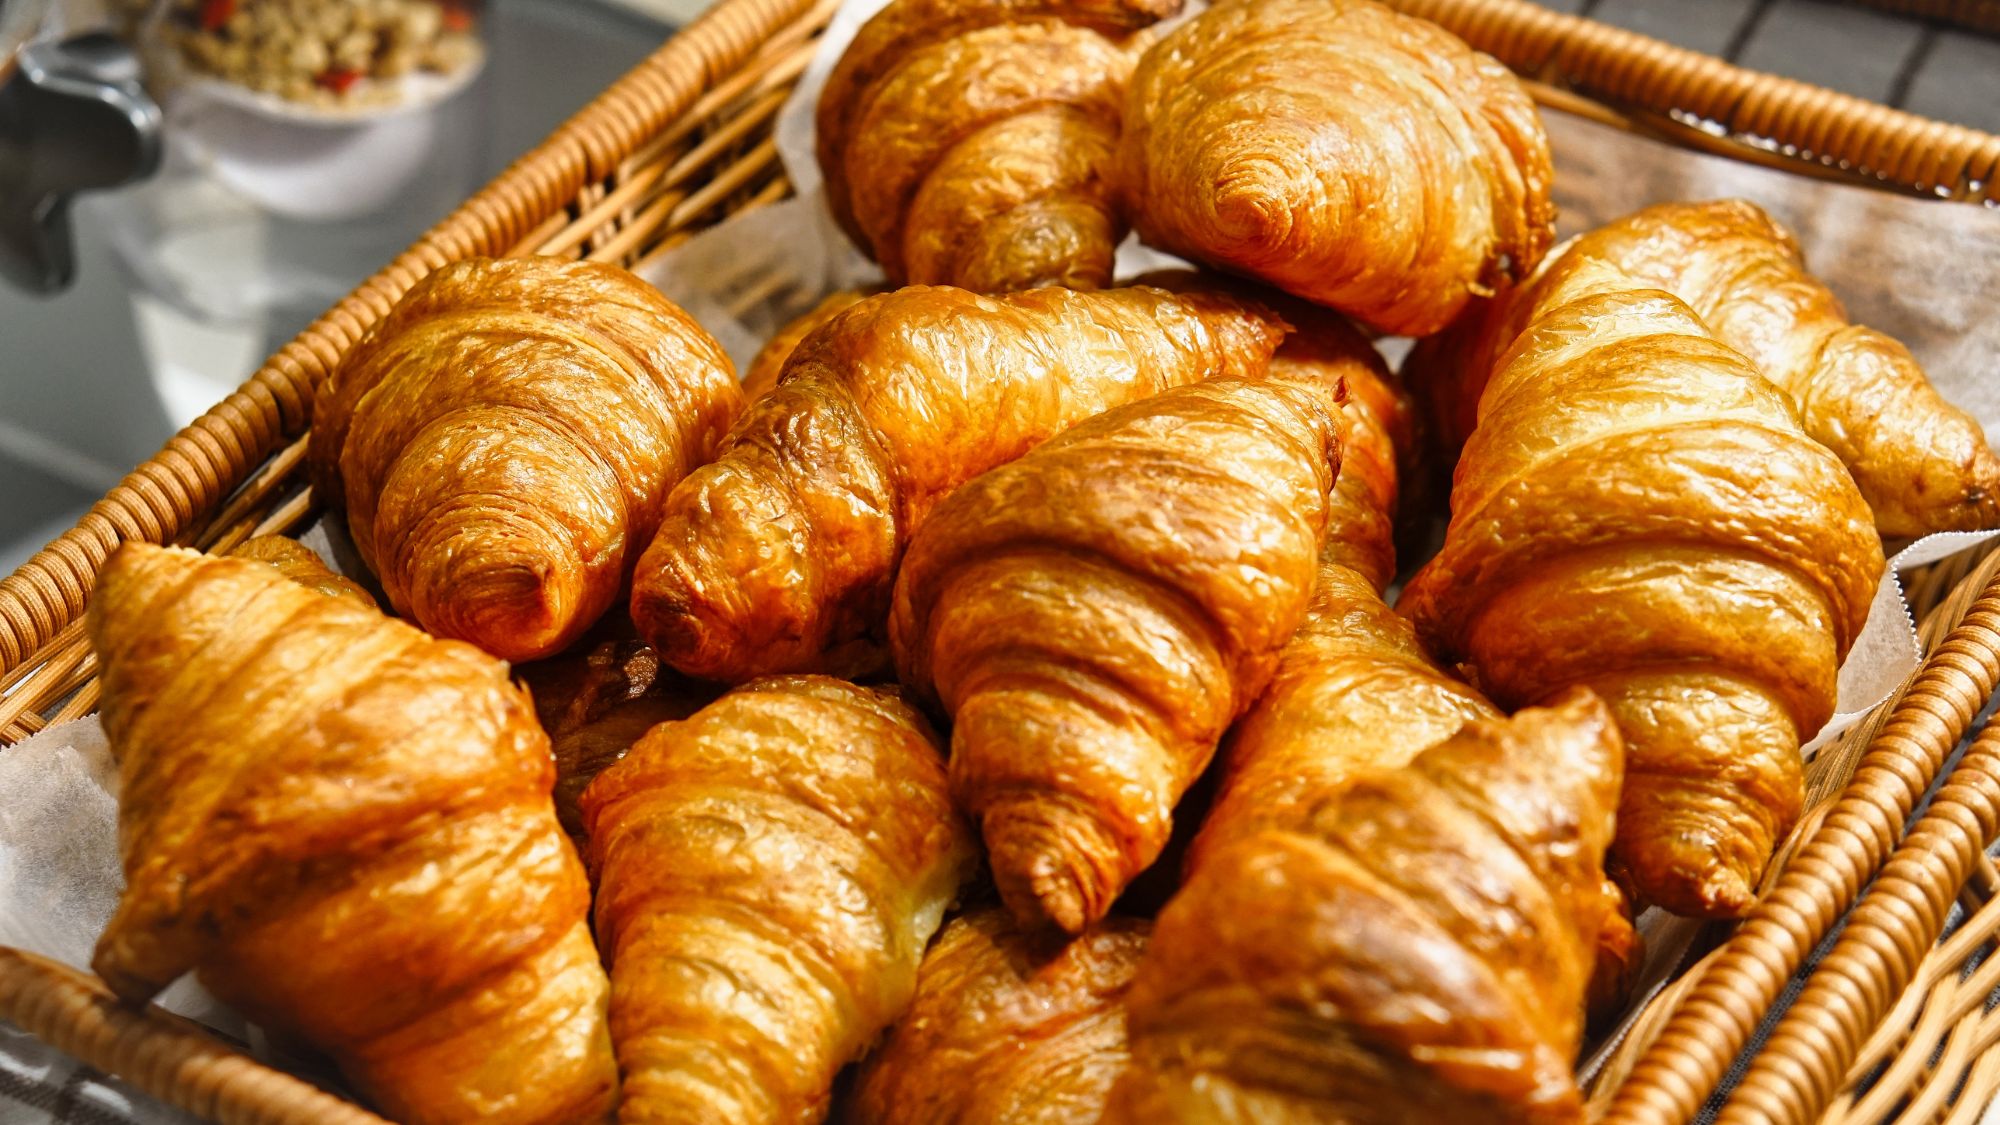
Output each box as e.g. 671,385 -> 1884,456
580,675 -> 977,1124
847,908 -> 1149,1125
1410,199 -> 2000,536
309,256 -> 743,661
632,283 -> 1286,684
1117,0 -> 1553,336
893,369 -> 1341,933
88,544 -> 614,1125
818,0 -> 1174,290
1114,692 -> 1625,1125
1403,260 -> 1885,917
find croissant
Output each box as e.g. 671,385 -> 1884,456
228,534 -> 375,607
1115,0 -> 1554,336
309,256 -> 743,662
632,283 -> 1287,683
579,675 -> 977,1123
892,368 -> 1341,932
1411,200 -> 2000,536
740,288 -> 879,401
818,0 -> 1176,291
846,908 -> 1149,1125
88,543 -> 615,1125
1112,692 -> 1623,1124
1401,258 -> 1884,917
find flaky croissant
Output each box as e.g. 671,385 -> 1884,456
632,283 -> 1286,683
818,0 -> 1176,291
892,368 -> 1341,932
1113,691 -> 1625,1125
309,256 -> 743,662
1401,258 -> 1884,917
1116,0 -> 1554,336
580,675 -> 977,1123
1412,200 -> 2000,536
846,908 -> 1149,1125
741,288 -> 880,401
89,543 -> 615,1125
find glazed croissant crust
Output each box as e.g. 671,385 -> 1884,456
1116,0 -> 1554,336
818,0 -> 1176,291
1401,258 -> 1885,917
89,544 -> 615,1125
1412,199 -> 2000,536
846,908 -> 1150,1125
580,675 -> 977,1124
632,283 -> 1286,683
892,368 -> 1341,933
1113,691 -> 1625,1125
309,256 -> 743,662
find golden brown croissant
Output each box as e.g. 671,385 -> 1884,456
632,283 -> 1287,683
892,368 -> 1341,933
309,256 -> 743,662
1401,258 -> 1885,917
1411,200 -> 2000,536
1112,691 -> 1625,1125
846,908 -> 1149,1125
818,0 -> 1177,291
580,675 -> 977,1123
228,534 -> 375,607
741,288 -> 881,401
1115,0 -> 1554,336
89,543 -> 615,1125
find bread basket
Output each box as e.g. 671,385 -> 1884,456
2,0 -> 1998,1121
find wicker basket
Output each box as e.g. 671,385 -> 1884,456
2,0 -> 1998,1121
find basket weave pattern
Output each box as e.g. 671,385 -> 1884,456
1,1 -> 1998,1121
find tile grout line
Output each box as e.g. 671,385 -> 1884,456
1883,20 -> 1942,110
1722,0 -> 1778,64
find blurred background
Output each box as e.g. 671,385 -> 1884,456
0,0 -> 1996,574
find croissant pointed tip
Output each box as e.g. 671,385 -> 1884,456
980,800 -> 1124,936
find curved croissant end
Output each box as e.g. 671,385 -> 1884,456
1564,200 -> 1998,535
1117,0 -> 1553,336
846,908 -> 1149,1125
88,544 -> 614,1125
818,0 -> 1177,290
1114,691 -> 1624,1125
580,676 -> 976,1122
892,369 -> 1341,932
632,284 -> 1288,684
1401,261 -> 1884,917
228,535 -> 376,608
309,256 -> 743,662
